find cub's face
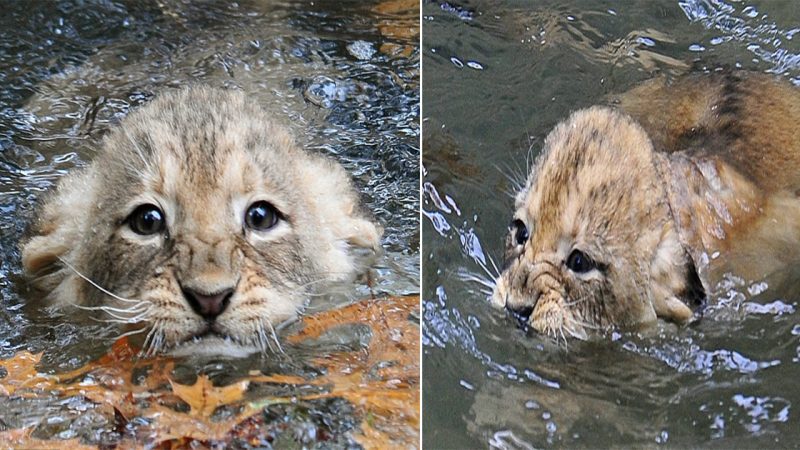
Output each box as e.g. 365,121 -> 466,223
491,108 -> 696,340
22,87 -> 380,356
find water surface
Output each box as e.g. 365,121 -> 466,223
0,0 -> 419,445
422,0 -> 800,447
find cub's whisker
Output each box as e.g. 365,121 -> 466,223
89,316 -> 147,325
74,303 -> 151,315
558,328 -> 570,349
78,306 -> 151,322
567,316 -> 602,331
255,325 -> 267,353
141,323 -> 164,358
56,256 -> 142,304
495,164 -> 525,194
562,298 -> 587,307
474,259 -> 498,282
487,253 -> 501,278
458,271 -> 496,290
497,160 -> 528,188
115,327 -> 150,340
256,322 -> 276,355
274,317 -> 298,332
267,320 -> 285,355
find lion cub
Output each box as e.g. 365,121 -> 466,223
493,72 -> 800,340
22,87 -> 381,357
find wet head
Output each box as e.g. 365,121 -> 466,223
492,107 -> 699,340
21,87 -> 381,357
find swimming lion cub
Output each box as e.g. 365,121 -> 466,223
22,87 -> 381,357
492,72 -> 800,339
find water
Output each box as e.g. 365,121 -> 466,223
422,0 -> 800,447
0,0 -> 419,445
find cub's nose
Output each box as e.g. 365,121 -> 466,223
182,287 -> 234,321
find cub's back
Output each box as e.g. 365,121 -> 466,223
614,72 -> 800,193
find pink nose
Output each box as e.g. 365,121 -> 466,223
182,288 -> 233,320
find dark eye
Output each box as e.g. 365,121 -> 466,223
566,249 -> 596,273
128,204 -> 165,235
510,219 -> 528,246
245,201 -> 280,231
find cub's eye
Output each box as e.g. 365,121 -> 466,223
510,218 -> 528,246
245,201 -> 280,231
128,204 -> 165,235
566,249 -> 596,273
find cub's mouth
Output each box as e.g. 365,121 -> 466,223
182,325 -> 232,344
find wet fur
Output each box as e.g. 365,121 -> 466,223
21,87 -> 381,356
492,72 -> 800,338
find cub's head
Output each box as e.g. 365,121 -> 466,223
491,107 -> 700,340
22,87 -> 381,356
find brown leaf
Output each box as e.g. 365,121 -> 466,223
170,375 -> 249,418
0,351 -> 49,395
283,295 -> 420,447
137,403 -> 253,443
0,296 -> 420,447
0,427 -> 96,450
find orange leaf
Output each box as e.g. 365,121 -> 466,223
0,428 -> 96,450
170,375 -> 249,418
0,351 -> 50,395
282,295 -> 420,447
0,295 -> 420,447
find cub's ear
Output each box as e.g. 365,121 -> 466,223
341,211 -> 383,274
341,207 -> 382,252
21,234 -> 68,277
296,154 -> 383,279
297,154 -> 383,245
21,169 -> 96,294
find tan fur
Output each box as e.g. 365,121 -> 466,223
492,72 -> 800,339
21,86 -> 381,356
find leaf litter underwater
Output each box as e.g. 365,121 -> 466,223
0,296 -> 420,447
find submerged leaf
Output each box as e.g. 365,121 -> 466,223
0,296 -> 420,448
0,351 -> 47,395
170,375 -> 249,418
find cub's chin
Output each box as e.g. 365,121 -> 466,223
167,336 -> 264,359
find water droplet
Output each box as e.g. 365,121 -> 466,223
743,6 -> 759,18
746,281 -> 768,296
637,37 -> 656,47
525,400 -> 540,410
